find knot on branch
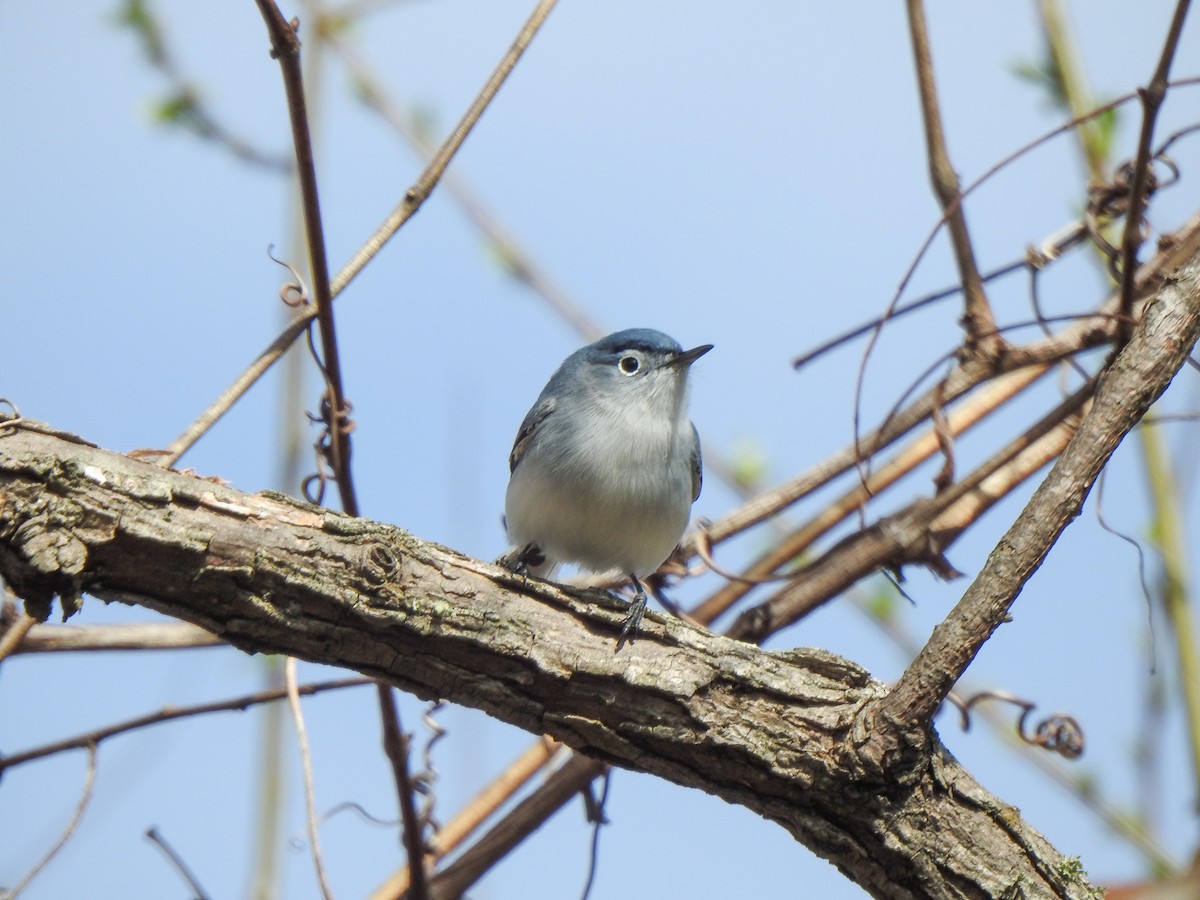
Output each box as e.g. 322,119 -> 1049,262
361,541 -> 401,586
1,501 -> 90,622
839,697 -> 933,785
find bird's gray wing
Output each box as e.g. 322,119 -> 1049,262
509,396 -> 557,473
690,422 -> 703,501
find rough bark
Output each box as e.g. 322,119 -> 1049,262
1,423 -> 1095,899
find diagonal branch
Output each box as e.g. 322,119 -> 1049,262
160,0 -> 561,467
873,246 -> 1200,757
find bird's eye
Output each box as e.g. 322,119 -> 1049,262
618,355 -> 640,375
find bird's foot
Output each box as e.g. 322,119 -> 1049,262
616,576 -> 648,650
497,543 -> 546,579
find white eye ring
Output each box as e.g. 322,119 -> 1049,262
618,355 -> 640,375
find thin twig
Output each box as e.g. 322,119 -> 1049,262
879,247 -> 1200,735
318,17 -> 601,342
7,744 -> 98,898
13,621 -> 222,654
701,209 -> 1200,571
420,754 -> 606,900
725,377 -> 1096,642
331,0 -> 562,294
145,826 -> 214,900
370,737 -> 560,899
286,657 -> 336,900
0,608 -> 36,662
1138,423 -> 1200,799
904,0 -> 998,356
844,83 -> 1200,496
792,257 -> 1030,371
255,8 -> 432,863
253,1 -> 356,514
578,770 -> 611,900
159,314 -> 313,467
690,363 -> 1053,625
160,0 -> 561,468
376,685 -> 431,900
0,677 -> 370,772
1038,0 -> 1200,802
1117,0 -> 1193,340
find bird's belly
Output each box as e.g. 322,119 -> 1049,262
505,458 -> 691,577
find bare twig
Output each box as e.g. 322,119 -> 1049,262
695,209 -> 1200,587
904,0 -> 998,356
330,0 -> 561,293
253,1 -> 356,515
1036,0 -> 1200,802
691,364 -> 1053,625
844,84 -> 1200,495
578,770 -> 611,900
792,257 -> 1031,371
7,744 -> 98,898
286,658 -> 336,899
318,19 -> 601,342
1117,0 -> 1193,340
0,607 -> 35,662
419,754 -> 607,900
377,686 -> 431,900
1139,423 -> 1200,798
12,621 -> 221,654
0,677 -> 370,773
160,0 -> 561,467
159,315 -> 313,467
254,8 -> 433,862
726,376 -> 1096,642
370,737 -> 561,899
877,247 -> 1200,740
145,826 -> 213,900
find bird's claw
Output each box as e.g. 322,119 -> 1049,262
616,584 -> 648,650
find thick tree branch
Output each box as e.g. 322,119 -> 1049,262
2,426 -> 1095,899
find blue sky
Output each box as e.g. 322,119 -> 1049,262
3,2 -> 1200,898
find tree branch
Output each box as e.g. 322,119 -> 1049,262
253,0 -> 355,512
905,0 -> 1000,356
874,246 -> 1200,759
1,428 -> 1097,898
160,0 -> 560,467
1116,0 -> 1192,338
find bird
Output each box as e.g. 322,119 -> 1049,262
501,328 -> 711,647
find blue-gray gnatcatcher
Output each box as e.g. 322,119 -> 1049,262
501,328 -> 712,646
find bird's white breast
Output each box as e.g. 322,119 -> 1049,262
505,385 -> 694,577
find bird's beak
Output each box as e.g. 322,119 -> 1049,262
667,343 -> 713,369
